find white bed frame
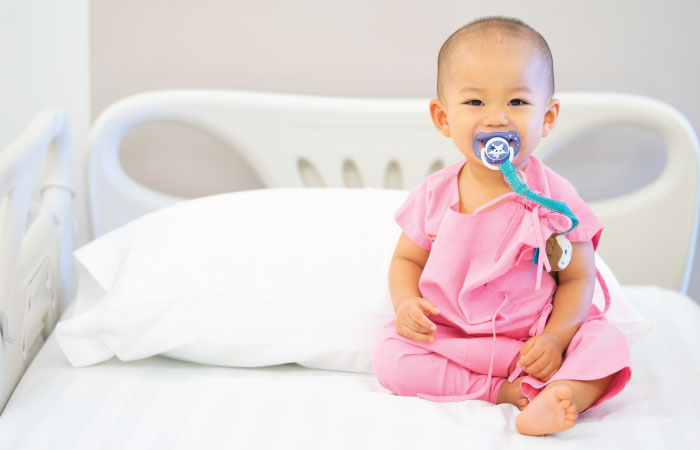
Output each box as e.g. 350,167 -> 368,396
88,90 -> 700,292
0,111 -> 75,411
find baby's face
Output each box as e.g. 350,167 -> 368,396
437,38 -> 557,169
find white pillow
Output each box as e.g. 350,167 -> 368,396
57,188 -> 651,372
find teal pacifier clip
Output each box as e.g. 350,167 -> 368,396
473,131 -> 579,266
498,160 -> 579,234
498,159 -> 579,265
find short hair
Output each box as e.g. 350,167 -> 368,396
436,16 -> 554,100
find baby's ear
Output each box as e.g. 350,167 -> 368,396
541,98 -> 560,137
429,99 -> 451,138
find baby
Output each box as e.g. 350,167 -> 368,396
372,17 -> 631,436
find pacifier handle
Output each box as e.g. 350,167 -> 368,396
480,137 -> 514,171
472,131 -> 521,170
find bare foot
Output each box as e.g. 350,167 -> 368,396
515,384 -> 578,436
496,377 -> 529,410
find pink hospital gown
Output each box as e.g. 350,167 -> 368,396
372,155 -> 631,409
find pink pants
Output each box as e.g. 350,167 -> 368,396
372,314 -> 631,409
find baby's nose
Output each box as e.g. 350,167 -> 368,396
481,111 -> 509,127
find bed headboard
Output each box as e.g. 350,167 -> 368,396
0,110 -> 75,412
88,90 -> 700,293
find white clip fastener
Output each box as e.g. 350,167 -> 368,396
41,181 -> 76,199
0,311 -> 16,344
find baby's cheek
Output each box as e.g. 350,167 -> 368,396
513,149 -> 534,168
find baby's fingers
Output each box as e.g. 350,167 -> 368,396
396,322 -> 434,343
519,338 -> 535,357
531,361 -> 556,381
418,299 -> 440,316
522,353 -> 550,376
517,345 -> 544,369
408,310 -> 437,333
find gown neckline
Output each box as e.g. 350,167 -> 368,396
450,159 -> 531,216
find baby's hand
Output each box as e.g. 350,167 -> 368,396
517,332 -> 565,382
395,297 -> 440,343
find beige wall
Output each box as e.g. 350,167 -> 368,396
1,0 -> 90,245
90,0 -> 700,296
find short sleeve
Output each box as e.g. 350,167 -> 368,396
565,197 -> 603,250
394,178 -> 433,251
544,168 -> 603,250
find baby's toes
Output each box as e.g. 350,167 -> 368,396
565,405 -> 578,421
554,385 -> 573,402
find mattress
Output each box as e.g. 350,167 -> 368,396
1,279 -> 699,450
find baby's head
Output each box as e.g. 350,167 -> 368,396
430,17 -> 560,170
437,17 -> 554,101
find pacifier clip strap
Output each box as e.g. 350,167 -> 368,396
499,160 -> 579,234
498,160 -> 579,266
475,132 -> 580,268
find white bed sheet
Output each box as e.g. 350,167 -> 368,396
1,278 -> 699,450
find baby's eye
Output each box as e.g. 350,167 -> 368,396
509,99 -> 527,106
464,99 -> 483,106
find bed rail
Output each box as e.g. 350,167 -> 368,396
0,111 -> 75,413
87,90 -> 699,292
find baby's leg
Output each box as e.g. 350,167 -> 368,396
520,316 -> 631,407
515,375 -> 615,436
514,315 -> 630,436
372,336 -> 504,402
496,376 -> 530,410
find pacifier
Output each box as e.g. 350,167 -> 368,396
471,130 -> 578,272
472,131 -> 521,170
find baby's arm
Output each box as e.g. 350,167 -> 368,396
517,240 -> 596,381
389,232 -> 440,343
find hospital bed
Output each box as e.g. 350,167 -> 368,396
0,90 -> 699,449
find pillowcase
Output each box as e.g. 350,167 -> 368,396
592,253 -> 652,341
57,188 -> 651,372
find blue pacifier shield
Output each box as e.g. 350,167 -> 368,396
472,131 -> 521,169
